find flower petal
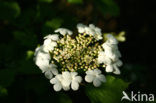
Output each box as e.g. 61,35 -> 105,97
62,71 -> 71,79
62,86 -> 70,91
71,81 -> 79,91
93,78 -> 101,87
75,76 -> 82,83
113,64 -> 121,75
97,74 -> 106,83
45,71 -> 53,79
53,83 -> 62,91
51,68 -> 58,75
94,69 -> 101,75
50,78 -> 57,84
62,79 -> 71,87
85,75 -> 94,83
86,70 -> 94,75
106,65 -> 113,72
71,72 -> 78,78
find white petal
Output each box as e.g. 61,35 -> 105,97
44,34 -> 59,41
71,72 -> 78,78
34,46 -> 43,56
44,39 -> 51,45
67,30 -> 73,35
113,65 -> 121,75
62,86 -> 70,91
62,79 -> 71,87
89,24 -> 95,29
93,78 -> 101,87
53,83 -> 62,91
106,65 -> 113,72
56,74 -> 63,81
60,29 -> 65,35
107,34 -> 118,44
71,81 -> 79,91
97,74 -> 106,83
50,78 -> 57,84
45,71 -> 53,79
75,76 -> 82,83
96,34 -> 102,40
51,68 -> 58,75
55,28 -> 72,36
35,59 -> 49,72
94,69 -> 101,75
62,71 -> 71,79
77,23 -> 86,33
85,75 -> 94,83
43,45 -> 54,52
115,60 -> 123,67
86,70 -> 94,75
49,64 -> 57,68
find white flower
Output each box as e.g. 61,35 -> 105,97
97,51 -> 111,64
98,51 -> 122,74
43,39 -> 57,52
98,34 -> 122,74
103,34 -> 121,60
70,72 -> 82,91
34,46 -> 59,78
85,69 -> 106,87
102,43 -> 119,61
50,71 -> 71,92
50,74 -> 63,91
77,23 -> 102,40
44,34 -> 59,41
50,71 -> 82,91
43,64 -> 58,79
55,28 -> 73,36
61,71 -> 72,91
34,46 -> 51,71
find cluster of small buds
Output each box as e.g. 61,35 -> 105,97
52,33 -> 101,72
34,23 -> 123,91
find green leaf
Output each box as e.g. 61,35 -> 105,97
0,1 -> 20,20
26,50 -> 34,60
45,18 -> 63,29
85,75 -> 129,103
42,18 -> 63,34
67,0 -> 83,4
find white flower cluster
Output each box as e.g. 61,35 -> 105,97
50,71 -> 82,91
34,24 -> 123,91
98,34 -> 122,74
77,23 -> 102,40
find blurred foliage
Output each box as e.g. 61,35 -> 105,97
0,1 -> 20,20
67,0 -> 83,4
85,76 -> 129,103
0,86 -> 8,96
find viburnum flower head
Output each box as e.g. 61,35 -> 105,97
34,23 -> 123,91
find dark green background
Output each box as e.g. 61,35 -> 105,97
0,0 -> 156,103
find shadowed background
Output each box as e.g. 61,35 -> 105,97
0,0 -> 156,103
